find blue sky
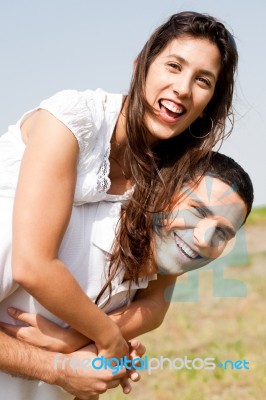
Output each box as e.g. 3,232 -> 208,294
1,0 -> 265,205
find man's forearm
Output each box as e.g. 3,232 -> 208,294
0,331 -> 56,383
109,298 -> 166,341
0,331 -> 127,398
109,275 -> 177,341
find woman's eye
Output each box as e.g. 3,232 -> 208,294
167,62 -> 181,71
197,77 -> 211,88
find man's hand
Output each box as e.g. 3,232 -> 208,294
59,340 -> 146,397
54,343 -> 129,398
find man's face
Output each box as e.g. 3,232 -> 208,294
153,176 -> 247,275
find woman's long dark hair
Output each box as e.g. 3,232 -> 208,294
95,12 -> 238,305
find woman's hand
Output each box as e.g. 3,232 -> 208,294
129,339 -> 146,364
97,329 -> 130,362
0,307 -> 90,353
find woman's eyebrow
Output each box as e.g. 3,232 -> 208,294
165,54 -> 187,64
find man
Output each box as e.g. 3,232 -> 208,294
0,152 -> 254,399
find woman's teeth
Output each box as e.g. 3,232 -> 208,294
174,233 -> 198,259
160,100 -> 184,114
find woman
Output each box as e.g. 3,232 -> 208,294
0,12 -> 238,363
0,151 -> 254,400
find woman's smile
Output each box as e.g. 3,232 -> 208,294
144,36 -> 221,141
158,99 -> 186,124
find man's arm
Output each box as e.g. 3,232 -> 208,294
0,330 -> 56,382
109,274 -> 177,340
0,331 -> 127,399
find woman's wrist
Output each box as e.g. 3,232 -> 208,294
96,324 -> 124,351
61,328 -> 92,353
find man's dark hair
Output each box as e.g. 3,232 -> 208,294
191,152 -> 254,223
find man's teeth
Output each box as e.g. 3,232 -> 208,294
174,234 -> 198,259
160,100 -> 184,114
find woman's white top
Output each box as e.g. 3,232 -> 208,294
0,88 -> 132,203
0,200 -> 157,400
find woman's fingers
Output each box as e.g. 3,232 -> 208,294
7,307 -> 37,326
122,340 -> 145,381
0,309 -> 65,350
119,377 -> 132,394
127,369 -> 140,382
129,340 -> 146,357
0,321 -> 23,337
0,308 -> 37,338
74,397 -> 99,400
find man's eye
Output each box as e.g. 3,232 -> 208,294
192,206 -> 207,218
215,227 -> 227,241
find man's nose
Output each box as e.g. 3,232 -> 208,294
194,220 -> 225,258
194,223 -> 217,248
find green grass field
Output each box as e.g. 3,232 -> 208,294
102,206 -> 266,400
246,205 -> 266,225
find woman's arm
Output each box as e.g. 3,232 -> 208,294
12,110 -> 128,358
0,274 -> 177,352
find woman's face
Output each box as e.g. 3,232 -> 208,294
153,176 -> 247,275
144,36 -> 221,143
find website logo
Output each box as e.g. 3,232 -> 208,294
54,354 -> 250,375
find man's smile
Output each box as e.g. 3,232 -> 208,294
173,232 -> 203,260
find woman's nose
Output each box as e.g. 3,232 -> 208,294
172,74 -> 192,98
